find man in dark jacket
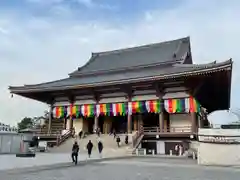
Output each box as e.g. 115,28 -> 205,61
86,140 -> 93,158
71,141 -> 79,165
116,136 -> 121,147
125,135 -> 128,145
98,141 -> 103,158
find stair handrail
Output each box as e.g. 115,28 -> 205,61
56,129 -> 72,146
132,125 -> 144,148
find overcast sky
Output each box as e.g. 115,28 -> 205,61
0,0 -> 239,126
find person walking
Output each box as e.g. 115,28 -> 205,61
79,130 -> 82,139
71,141 -> 79,165
97,127 -> 101,137
125,135 -> 128,145
113,130 -> 116,139
86,140 -> 93,158
72,127 -> 75,138
98,140 -> 103,158
116,136 -> 121,147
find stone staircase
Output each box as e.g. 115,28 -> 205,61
36,119 -> 66,147
50,134 -> 134,156
37,119 -> 64,135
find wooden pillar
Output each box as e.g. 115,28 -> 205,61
63,118 -> 67,129
159,99 -> 164,132
133,115 -> 137,131
94,116 -> 98,132
127,114 -> 132,134
191,112 -> 197,133
138,113 -> 143,130
69,117 -> 73,130
199,117 -> 204,128
159,112 -> 164,132
48,106 -> 52,134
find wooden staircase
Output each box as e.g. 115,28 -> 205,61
36,119 -> 71,147
127,126 -> 144,155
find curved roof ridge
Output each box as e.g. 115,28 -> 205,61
70,60 -> 180,77
173,59 -> 231,68
93,36 -> 190,56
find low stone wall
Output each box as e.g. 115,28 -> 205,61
198,128 -> 240,166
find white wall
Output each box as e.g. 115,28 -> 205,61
72,118 -> 83,134
198,143 -> 240,166
162,92 -> 189,99
132,94 -> 158,101
198,128 -> 240,166
169,114 -> 191,132
99,97 -> 127,103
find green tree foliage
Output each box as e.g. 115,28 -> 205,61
17,117 -> 33,130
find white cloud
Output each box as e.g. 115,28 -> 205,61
76,0 -> 94,8
1,0 -> 240,125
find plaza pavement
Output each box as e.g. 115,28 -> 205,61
1,157 -> 240,180
0,152 -> 115,171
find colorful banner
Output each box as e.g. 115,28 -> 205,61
96,102 -> 128,116
145,100 -> 161,113
52,97 -> 200,118
68,105 -> 81,117
128,101 -> 146,115
164,97 -> 200,113
189,96 -> 201,113
81,104 -> 95,117
113,102 -> 127,116
53,106 -> 67,118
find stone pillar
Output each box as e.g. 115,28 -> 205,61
94,116 -> 98,132
191,112 -> 197,133
48,106 -> 52,134
127,114 -> 132,134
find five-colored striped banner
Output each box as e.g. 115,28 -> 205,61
52,97 -> 200,118
164,97 -> 200,113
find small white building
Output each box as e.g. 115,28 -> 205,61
0,122 -> 18,133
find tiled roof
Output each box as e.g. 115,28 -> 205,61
9,59 -> 232,93
70,37 -> 191,76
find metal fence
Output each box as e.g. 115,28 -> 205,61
0,132 -> 24,154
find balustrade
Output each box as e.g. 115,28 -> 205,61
143,125 -> 192,134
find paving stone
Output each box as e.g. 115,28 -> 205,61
1,158 -> 240,180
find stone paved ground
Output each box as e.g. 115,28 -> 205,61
1,158 -> 240,180
0,152 -> 102,171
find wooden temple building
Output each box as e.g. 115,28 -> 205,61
9,37 -> 232,153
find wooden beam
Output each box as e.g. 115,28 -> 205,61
153,82 -> 164,98
192,81 -> 205,97
119,85 -> 133,99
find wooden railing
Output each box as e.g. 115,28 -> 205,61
132,126 -> 144,148
143,126 -> 192,134
56,130 -> 72,146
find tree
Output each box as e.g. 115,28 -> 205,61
17,117 -> 34,130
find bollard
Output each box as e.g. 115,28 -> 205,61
152,149 -> 155,155
192,151 -> 196,160
179,149 -> 182,156
144,149 -> 146,155
170,150 -> 172,156
136,149 -> 139,156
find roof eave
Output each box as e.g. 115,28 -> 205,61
9,61 -> 232,94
